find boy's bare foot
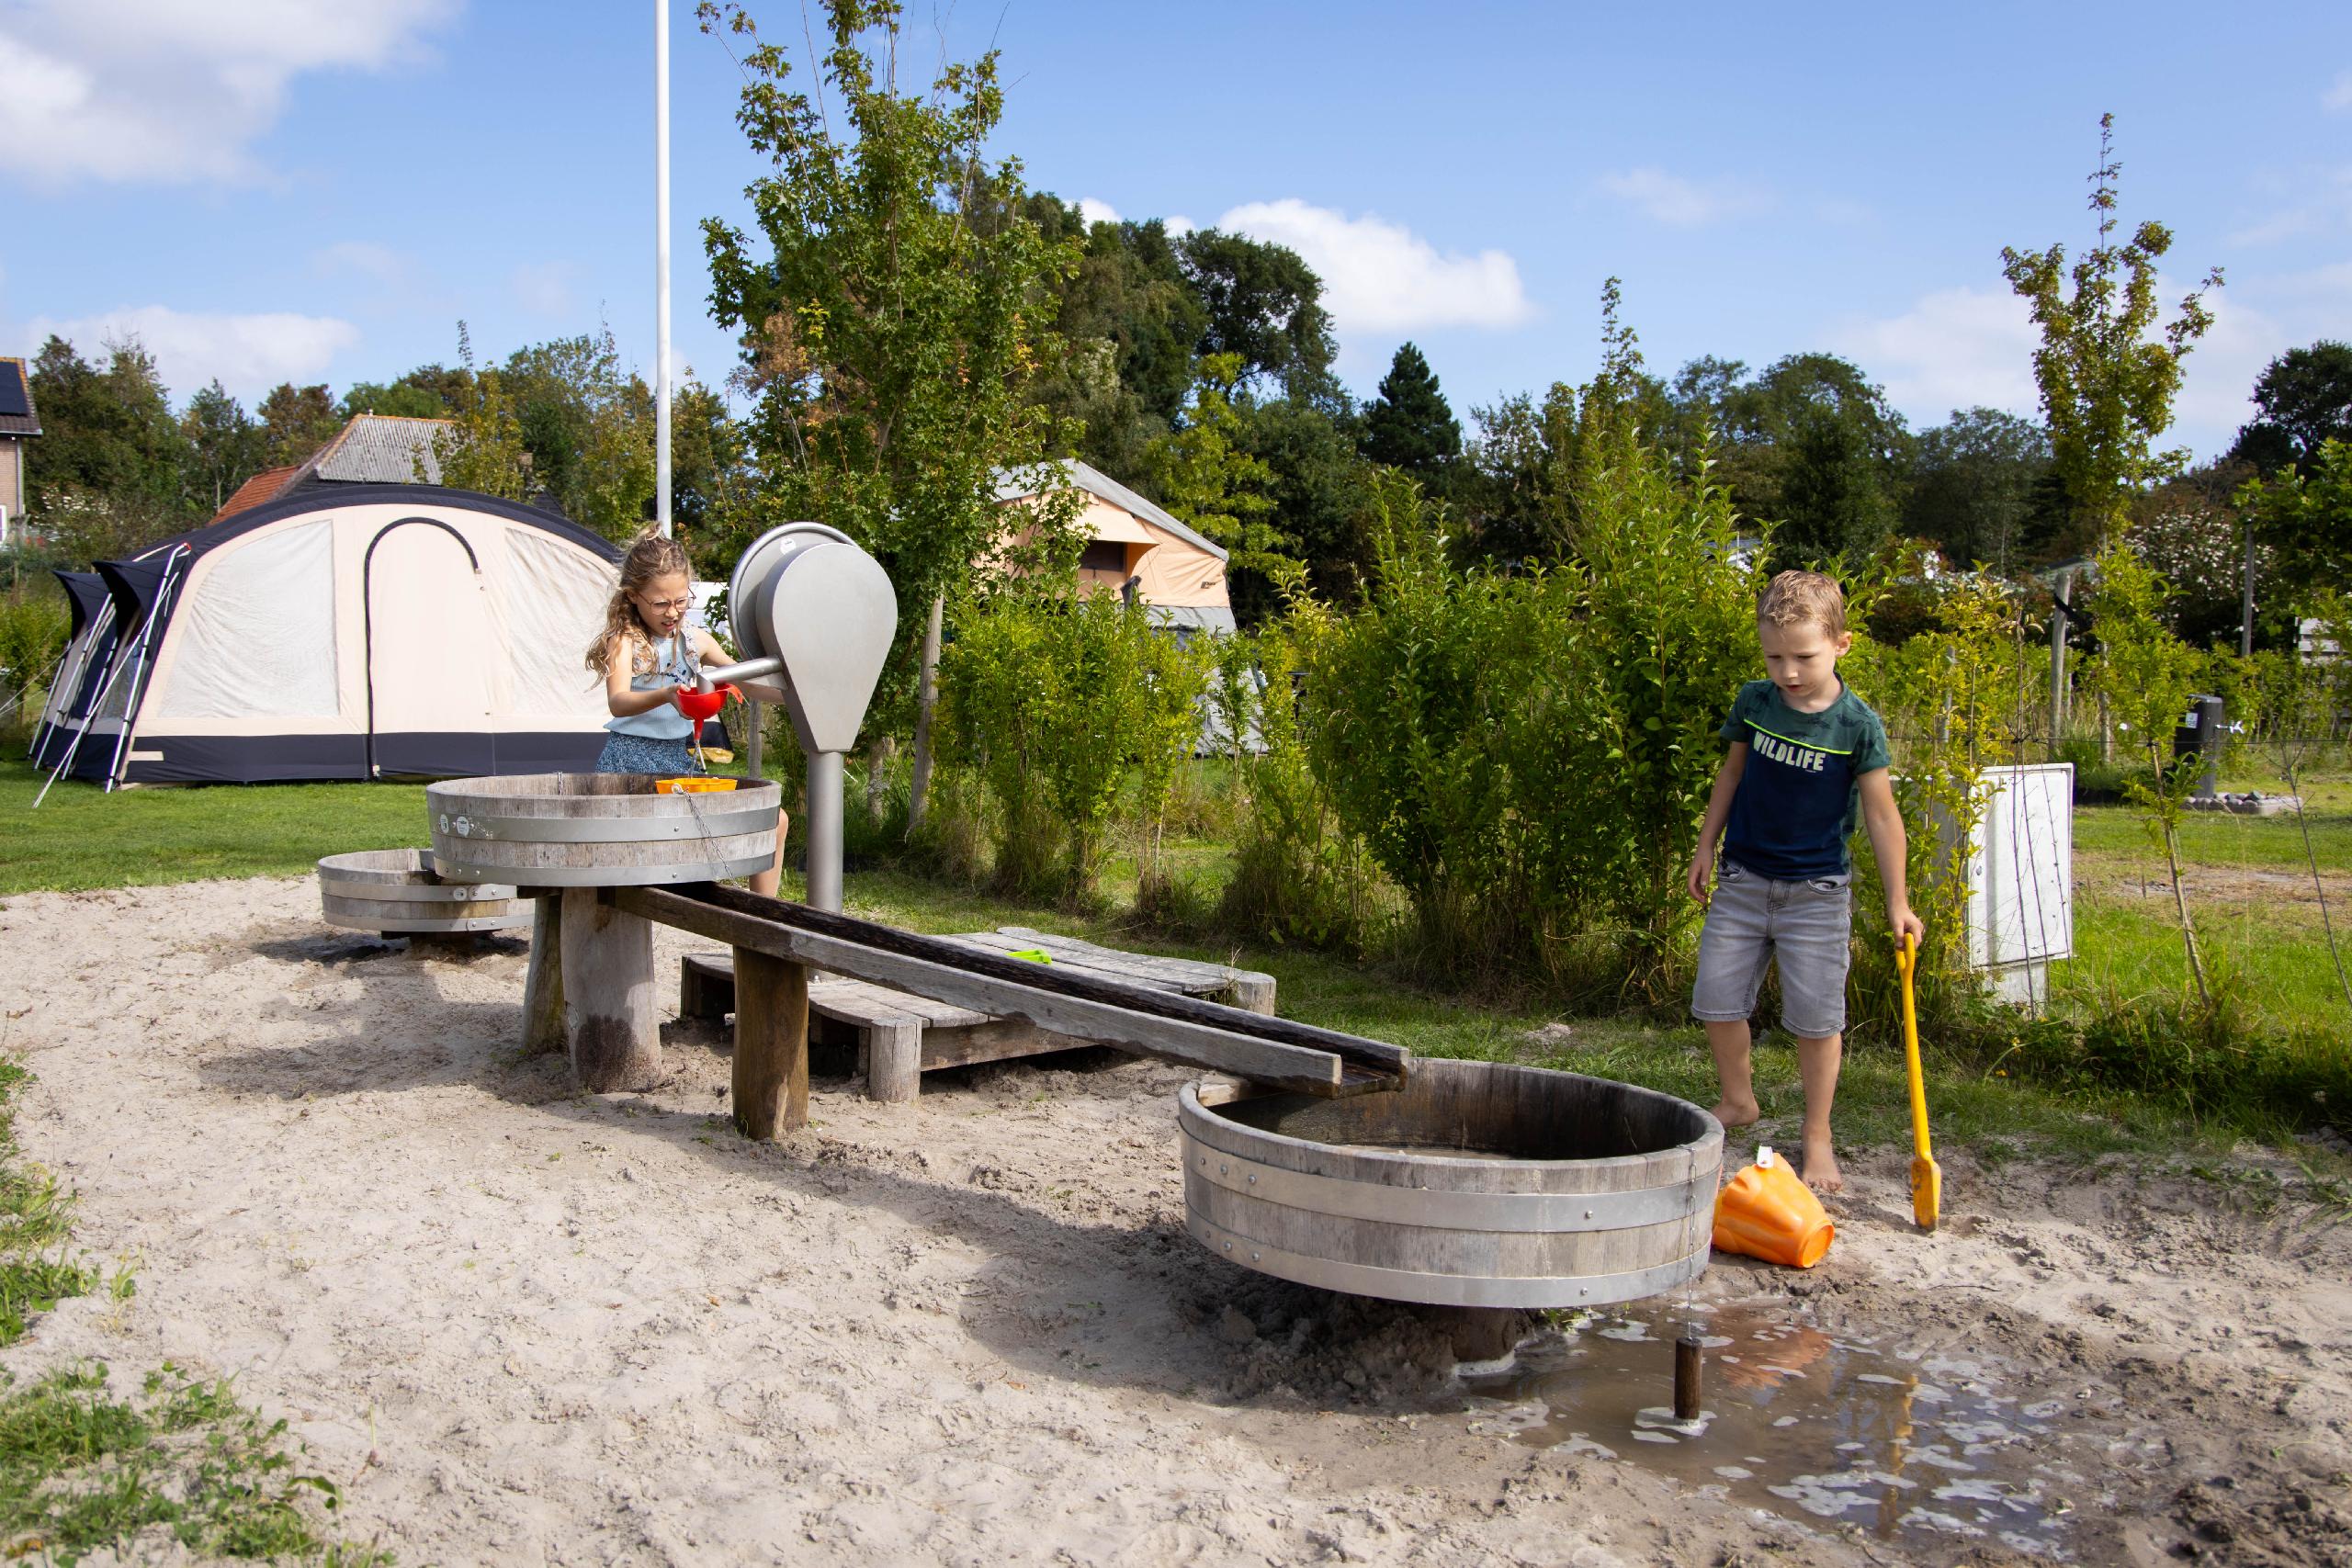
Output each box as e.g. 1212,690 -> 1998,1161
1709,1097 -> 1760,1131
1801,1134 -> 1843,1193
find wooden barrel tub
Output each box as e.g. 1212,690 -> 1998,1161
424,773 -> 782,886
1179,1060 -> 1723,1308
316,849 -> 531,934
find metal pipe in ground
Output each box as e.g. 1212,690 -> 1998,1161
805,748 -> 845,912
1674,1333 -> 1703,1421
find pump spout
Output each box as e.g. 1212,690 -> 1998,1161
695,656 -> 784,692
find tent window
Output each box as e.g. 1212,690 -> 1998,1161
1079,541 -> 1128,576
149,519 -> 338,719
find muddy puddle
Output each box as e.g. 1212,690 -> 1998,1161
1459,1301 -> 2168,1559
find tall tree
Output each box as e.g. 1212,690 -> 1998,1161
698,0 -> 1080,722
1358,342 -> 1462,481
1903,407 -> 2054,572
500,326 -> 656,536
1694,353 -> 1908,568
24,333 -> 192,524
2230,340 -> 2352,477
257,382 -> 343,468
2001,113 -> 2220,546
179,379 -> 267,512
2238,438 -> 2352,607
1142,354 -> 1284,620
1176,229 -> 1337,400
1012,198 -> 1206,479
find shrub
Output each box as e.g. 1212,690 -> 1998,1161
934,581 -> 1207,904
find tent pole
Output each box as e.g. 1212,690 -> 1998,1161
654,0 -> 673,540
104,551 -> 189,791
31,603 -> 112,771
34,615 -> 143,808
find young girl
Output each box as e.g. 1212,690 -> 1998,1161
587,530 -> 783,897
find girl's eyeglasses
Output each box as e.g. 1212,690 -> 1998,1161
639,595 -> 694,614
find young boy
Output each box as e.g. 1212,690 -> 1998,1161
1687,570 -> 1923,1193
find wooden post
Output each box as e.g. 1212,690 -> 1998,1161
907,592 -> 944,830
2048,567 -> 2074,761
521,895 -> 566,1055
865,1014 -> 922,1103
560,888 -> 662,1091
731,946 -> 808,1137
1674,1334 -> 1703,1421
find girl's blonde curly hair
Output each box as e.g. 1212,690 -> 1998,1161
585,529 -> 694,676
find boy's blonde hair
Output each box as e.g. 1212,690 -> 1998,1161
1758,570 -> 1847,637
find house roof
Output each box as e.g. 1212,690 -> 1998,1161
211,465 -> 300,522
0,357 -> 40,438
293,413 -> 452,487
994,459 -> 1229,562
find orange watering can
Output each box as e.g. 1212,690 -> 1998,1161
1713,1145 -> 1834,1269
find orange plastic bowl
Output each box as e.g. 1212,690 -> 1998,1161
655,776 -> 740,795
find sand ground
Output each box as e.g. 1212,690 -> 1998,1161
0,875 -> 2346,1566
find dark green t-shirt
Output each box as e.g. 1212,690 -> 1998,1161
1719,678 -> 1892,880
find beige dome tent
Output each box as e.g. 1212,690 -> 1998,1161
33,484 -> 625,786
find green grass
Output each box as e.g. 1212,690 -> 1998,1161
0,759 -> 426,896
2070,797 -> 2352,872
0,1061 -> 381,1563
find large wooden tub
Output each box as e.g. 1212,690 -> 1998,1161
425,773 -> 781,887
1180,1060 -> 1722,1308
316,849 -> 530,934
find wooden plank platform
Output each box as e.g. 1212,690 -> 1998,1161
678,925 -> 1279,1101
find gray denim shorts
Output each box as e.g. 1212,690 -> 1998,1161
1691,858 -> 1853,1039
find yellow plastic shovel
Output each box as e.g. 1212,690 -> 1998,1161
1894,932 -> 1941,1230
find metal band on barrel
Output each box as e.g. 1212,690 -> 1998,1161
319,879 -> 522,903
1186,1215 -> 1712,1309
427,855 -> 776,887
432,807 -> 776,843
1178,1128 -> 1706,1232
321,912 -> 533,933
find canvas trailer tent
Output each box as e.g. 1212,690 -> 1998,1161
993,460 -> 1238,637
31,483 -> 627,788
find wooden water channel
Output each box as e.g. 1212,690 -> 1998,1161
526,882 -> 1409,1136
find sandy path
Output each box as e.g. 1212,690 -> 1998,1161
0,876 -> 2346,1566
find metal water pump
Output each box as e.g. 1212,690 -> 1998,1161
694,523 -> 898,911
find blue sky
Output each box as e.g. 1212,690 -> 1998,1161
2,0 -> 2346,460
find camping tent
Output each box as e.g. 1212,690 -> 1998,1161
993,460 -> 1237,635
32,483 -> 627,785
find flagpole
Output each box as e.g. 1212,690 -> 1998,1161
655,0 -> 673,539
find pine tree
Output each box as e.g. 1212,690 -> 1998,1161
1358,342 -> 1462,479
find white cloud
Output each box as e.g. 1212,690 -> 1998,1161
1599,167 -> 1770,227
2226,164 -> 2352,247
0,0 -> 460,186
509,261 -> 578,318
1077,197 -> 1120,226
311,241 -> 410,286
1831,268 -> 2350,459
1828,285 -> 2041,421
26,305 -> 359,400
1162,214 -> 1197,238
2325,70 -> 2352,111
1215,198 -> 1532,333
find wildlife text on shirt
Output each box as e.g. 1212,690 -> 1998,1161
1716,679 -> 1892,882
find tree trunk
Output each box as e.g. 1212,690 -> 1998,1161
867,734 -> 895,817
2160,817 -> 2211,1009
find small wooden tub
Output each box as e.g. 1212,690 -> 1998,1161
1180,1059 -> 1722,1309
425,773 -> 781,887
316,849 -> 531,934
